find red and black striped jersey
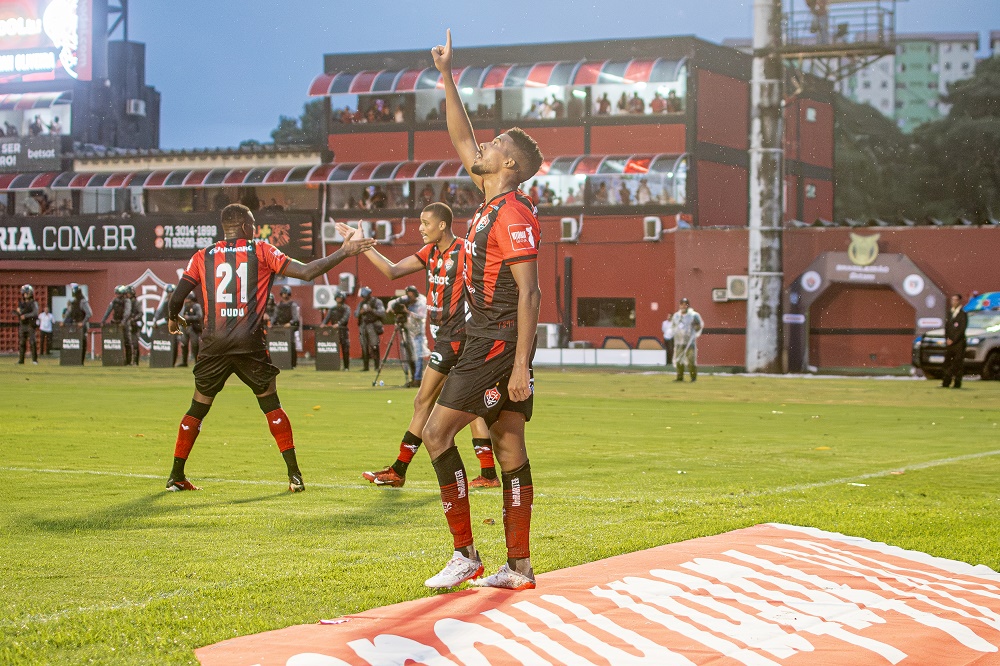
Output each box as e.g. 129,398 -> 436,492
416,237 -> 466,342
461,190 -> 540,341
179,238 -> 290,355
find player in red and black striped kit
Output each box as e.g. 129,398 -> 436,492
164,204 -> 374,492
422,30 -> 544,591
351,202 -> 499,489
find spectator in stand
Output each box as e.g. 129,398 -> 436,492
371,186 -> 388,209
618,182 -> 631,205
550,96 -> 565,118
564,187 -> 578,205
339,107 -> 354,124
651,92 -> 667,114
419,183 -> 435,206
567,93 -> 584,118
28,115 -> 43,136
595,93 -> 612,115
542,183 -> 556,205
594,181 -> 609,204
5,121 -> 18,136
47,116 -> 62,134
359,188 -> 371,210
394,105 -> 406,123
616,92 -> 629,114
636,179 -> 653,205
213,189 -> 230,211
38,306 -> 55,355
263,198 -> 284,212
666,90 -> 683,113
438,182 -> 453,205
528,181 -> 541,206
628,93 -> 645,114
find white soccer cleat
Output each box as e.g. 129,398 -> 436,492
471,563 -> 536,590
424,551 -> 484,589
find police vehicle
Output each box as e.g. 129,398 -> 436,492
912,292 -> 1000,380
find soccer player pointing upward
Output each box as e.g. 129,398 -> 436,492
164,204 -> 374,493
422,30 -> 544,590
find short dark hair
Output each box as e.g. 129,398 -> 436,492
221,203 -> 253,227
423,202 -> 453,229
952,293 -> 964,301
506,127 -> 544,182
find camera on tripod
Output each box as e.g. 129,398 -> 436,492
389,296 -> 410,324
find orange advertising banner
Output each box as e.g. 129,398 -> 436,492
197,523 -> 1000,666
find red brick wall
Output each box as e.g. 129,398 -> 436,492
696,70 -> 749,150
328,132 -> 408,162
589,124 -> 686,155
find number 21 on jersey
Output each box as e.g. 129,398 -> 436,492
216,262 -> 247,316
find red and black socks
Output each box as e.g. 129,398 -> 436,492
431,446 -> 474,556
258,394 -> 299,476
472,437 -> 498,480
171,400 -> 212,479
502,461 -> 534,569
392,431 -> 423,477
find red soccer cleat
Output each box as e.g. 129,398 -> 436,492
362,466 -> 405,487
469,475 -> 501,489
165,478 -> 201,492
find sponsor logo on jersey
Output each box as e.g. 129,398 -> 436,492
484,387 -> 501,408
444,258 -> 454,271
430,351 -> 443,365
508,223 -> 536,251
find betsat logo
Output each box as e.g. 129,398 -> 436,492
484,386 -> 501,408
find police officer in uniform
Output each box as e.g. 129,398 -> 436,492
153,284 -> 178,366
272,285 -> 302,368
355,286 -> 385,371
63,283 -> 93,355
101,285 -> 132,362
321,290 -> 351,370
179,292 -> 204,367
125,285 -> 142,365
16,284 -> 39,365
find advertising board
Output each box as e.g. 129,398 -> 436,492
0,0 -> 95,84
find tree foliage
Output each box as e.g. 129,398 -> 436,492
835,57 -> 1000,222
270,99 -> 327,147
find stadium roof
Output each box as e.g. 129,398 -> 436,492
0,154 -> 687,192
308,59 -> 686,97
0,91 -> 72,111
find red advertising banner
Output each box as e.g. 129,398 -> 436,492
0,0 -> 94,84
196,524 -> 1000,666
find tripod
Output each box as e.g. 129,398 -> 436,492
372,322 -> 416,387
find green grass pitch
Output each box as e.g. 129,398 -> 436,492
1,361 -> 998,664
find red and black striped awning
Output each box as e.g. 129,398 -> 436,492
308,58 -> 685,96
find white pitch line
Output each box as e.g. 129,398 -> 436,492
4,448 -> 1000,502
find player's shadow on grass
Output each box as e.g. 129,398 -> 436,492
314,491 -> 441,530
19,491 -> 284,534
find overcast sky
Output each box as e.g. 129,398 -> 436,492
126,1 -> 998,149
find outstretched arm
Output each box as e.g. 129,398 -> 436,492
282,226 -> 376,281
431,29 -> 484,191
337,222 -> 424,279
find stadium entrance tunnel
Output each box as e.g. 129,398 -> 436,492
785,251 -> 943,373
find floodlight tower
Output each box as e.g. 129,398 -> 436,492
745,0 -> 900,373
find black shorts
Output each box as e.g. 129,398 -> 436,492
428,336 -> 465,375
193,350 -> 280,397
437,335 -> 533,426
